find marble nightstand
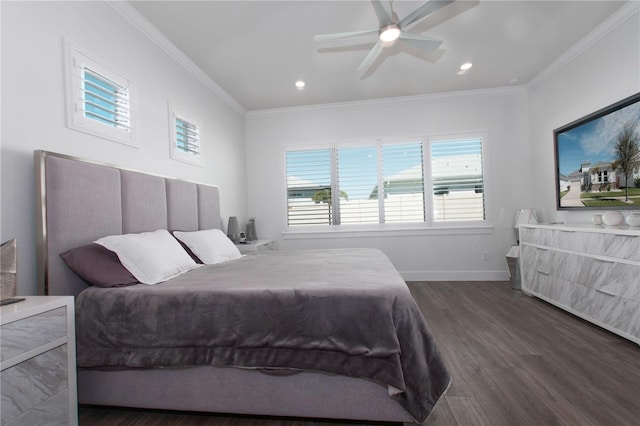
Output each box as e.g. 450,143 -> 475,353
1,296 -> 78,425
237,239 -> 275,254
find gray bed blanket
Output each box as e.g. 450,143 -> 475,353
75,248 -> 450,422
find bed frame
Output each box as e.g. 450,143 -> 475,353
35,150 -> 415,424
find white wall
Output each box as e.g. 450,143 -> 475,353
246,89 -> 531,281
246,3 -> 640,281
1,1 -> 247,295
528,6 -> 640,224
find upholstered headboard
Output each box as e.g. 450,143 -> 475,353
35,150 -> 222,296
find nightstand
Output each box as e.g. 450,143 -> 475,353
237,239 -> 275,254
1,296 -> 78,425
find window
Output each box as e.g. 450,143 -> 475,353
430,138 -> 485,222
285,136 -> 485,228
169,102 -> 202,166
64,40 -> 137,146
286,149 -> 332,226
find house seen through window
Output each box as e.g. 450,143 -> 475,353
286,137 -> 485,227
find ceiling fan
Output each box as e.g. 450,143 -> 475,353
314,0 -> 454,78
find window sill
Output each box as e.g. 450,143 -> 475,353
282,224 -> 494,239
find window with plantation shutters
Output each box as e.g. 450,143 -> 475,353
83,69 -> 131,131
430,138 -> 485,222
175,118 -> 200,155
169,102 -> 202,166
65,40 -> 137,147
337,146 -> 379,224
285,136 -> 486,229
382,142 -> 425,223
286,149 -> 333,226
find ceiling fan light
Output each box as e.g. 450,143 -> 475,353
379,25 -> 400,42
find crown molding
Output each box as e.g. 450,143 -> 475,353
246,85 -> 527,118
105,0 -> 245,116
527,0 -> 639,90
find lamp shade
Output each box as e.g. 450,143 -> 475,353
227,216 -> 240,243
514,208 -> 538,228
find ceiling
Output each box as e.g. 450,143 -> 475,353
129,1 -> 627,111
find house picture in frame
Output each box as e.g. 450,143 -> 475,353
554,92 -> 640,210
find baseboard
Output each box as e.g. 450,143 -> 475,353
400,270 -> 510,282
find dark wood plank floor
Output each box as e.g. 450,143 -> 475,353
79,281 -> 640,425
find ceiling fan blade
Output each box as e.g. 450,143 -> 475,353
398,32 -> 443,52
399,0 -> 454,29
357,40 -> 385,78
314,29 -> 379,43
371,0 -> 394,27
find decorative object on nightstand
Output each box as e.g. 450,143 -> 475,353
227,216 -> 241,243
1,238 -> 23,305
1,296 -> 78,425
514,208 -> 538,244
237,239 -> 275,254
246,218 -> 257,241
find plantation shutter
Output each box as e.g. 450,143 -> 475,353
82,68 -> 131,131
382,142 -> 425,223
336,146 -> 379,224
430,138 -> 485,222
286,149 -> 333,226
175,117 -> 200,155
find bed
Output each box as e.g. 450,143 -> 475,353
35,150 -> 450,424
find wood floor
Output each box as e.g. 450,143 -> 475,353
79,281 -> 640,425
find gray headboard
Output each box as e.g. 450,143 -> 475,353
35,150 -> 222,297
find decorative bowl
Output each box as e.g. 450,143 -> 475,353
625,213 -> 640,227
602,211 -> 624,226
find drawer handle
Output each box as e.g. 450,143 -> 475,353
594,258 -> 615,264
596,288 -> 616,297
559,230 -> 576,233
537,270 -> 549,276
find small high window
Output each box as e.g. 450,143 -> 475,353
64,40 -> 137,147
169,102 -> 202,166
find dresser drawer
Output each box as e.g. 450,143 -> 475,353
521,227 -> 640,261
1,307 -> 66,363
571,286 -> 640,339
1,345 -> 68,425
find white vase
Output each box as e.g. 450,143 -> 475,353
625,213 -> 640,227
602,211 -> 624,226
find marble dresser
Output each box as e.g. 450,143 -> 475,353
1,296 -> 77,425
519,223 -> 639,345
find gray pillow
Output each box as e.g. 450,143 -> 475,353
60,244 -> 138,288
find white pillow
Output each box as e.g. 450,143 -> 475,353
173,228 -> 242,265
95,229 -> 199,285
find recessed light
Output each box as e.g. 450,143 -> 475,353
460,62 -> 473,71
295,80 -> 306,90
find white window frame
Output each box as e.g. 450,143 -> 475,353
64,39 -> 138,147
168,101 -> 203,167
282,133 -> 492,238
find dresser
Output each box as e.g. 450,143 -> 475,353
519,224 -> 639,344
1,296 -> 78,425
